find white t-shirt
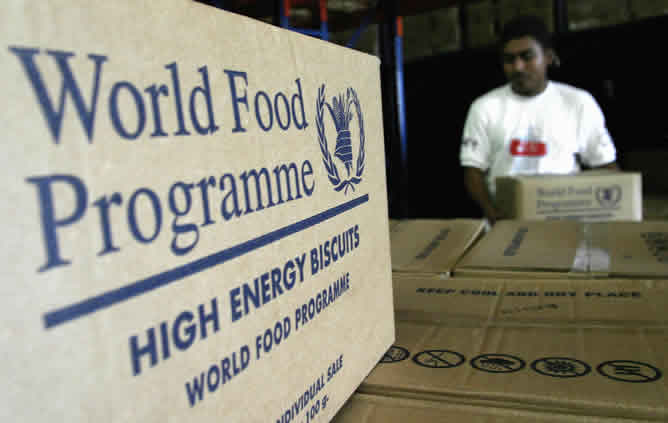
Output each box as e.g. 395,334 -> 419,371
460,81 -> 616,195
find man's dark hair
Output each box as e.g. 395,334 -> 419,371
499,15 -> 553,50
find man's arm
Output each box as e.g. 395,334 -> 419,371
577,92 -> 618,170
463,166 -> 501,224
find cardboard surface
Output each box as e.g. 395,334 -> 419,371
455,221 -> 582,278
361,318 -> 668,421
390,219 -> 485,277
568,0 -> 630,31
630,0 -> 668,19
498,0 -> 555,32
333,393 -> 648,422
467,0 -> 497,48
388,218 -> 401,231
360,273 -> 668,421
455,220 -> 668,279
495,171 -> 642,222
1,1 -> 394,421
393,275 -> 668,325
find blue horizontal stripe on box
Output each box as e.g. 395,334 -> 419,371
43,194 -> 369,329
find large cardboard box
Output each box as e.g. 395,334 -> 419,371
498,0 -> 554,33
403,7 -> 461,61
390,219 -> 486,278
431,7 -> 462,55
1,1 -> 394,421
495,171 -> 643,222
359,314 -> 668,420
467,0 -> 497,48
455,220 -> 668,279
402,12 -> 435,61
333,393 -> 635,422
630,0 -> 668,20
568,0 -> 630,31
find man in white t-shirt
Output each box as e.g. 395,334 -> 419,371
460,15 -> 618,224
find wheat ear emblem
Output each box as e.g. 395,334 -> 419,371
316,84 -> 365,194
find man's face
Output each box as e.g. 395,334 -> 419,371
502,36 -> 552,96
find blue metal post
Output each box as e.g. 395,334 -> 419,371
279,0 -> 328,41
394,17 -> 408,183
320,0 -> 329,41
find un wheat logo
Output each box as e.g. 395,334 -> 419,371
596,185 -> 622,207
316,84 -> 366,194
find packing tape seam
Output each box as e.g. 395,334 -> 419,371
571,223 -> 611,274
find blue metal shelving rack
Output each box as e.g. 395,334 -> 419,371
279,0 -> 329,40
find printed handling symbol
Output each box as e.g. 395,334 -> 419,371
597,360 -> 663,383
381,346 -> 410,363
546,360 -> 576,374
412,350 -> 466,369
471,354 -> 525,373
531,357 -> 591,378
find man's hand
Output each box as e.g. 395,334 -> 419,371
463,166 -> 502,224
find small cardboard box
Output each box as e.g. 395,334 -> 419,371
333,393 -> 629,422
359,301 -> 668,421
1,1 -> 394,422
390,219 -> 486,278
495,171 -> 642,222
454,220 -> 668,279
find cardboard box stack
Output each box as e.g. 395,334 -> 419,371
403,6 -> 461,61
498,0 -> 555,33
466,0 -> 497,48
630,0 -> 668,20
333,218 -> 668,421
568,0 -> 630,31
1,1 -> 395,422
358,304 -> 668,421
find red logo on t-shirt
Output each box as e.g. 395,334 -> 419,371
510,139 -> 547,156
